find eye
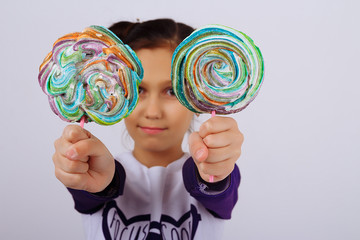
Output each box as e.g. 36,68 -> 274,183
138,87 -> 144,94
165,87 -> 175,96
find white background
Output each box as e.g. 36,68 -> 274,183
1,0 -> 359,239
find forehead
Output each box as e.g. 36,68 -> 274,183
136,48 -> 174,85
136,47 -> 174,66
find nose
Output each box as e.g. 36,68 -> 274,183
143,94 -> 163,119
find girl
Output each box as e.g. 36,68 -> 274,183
53,18 -> 243,240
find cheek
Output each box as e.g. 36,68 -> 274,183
124,113 -> 137,135
166,102 -> 194,129
124,101 -> 142,125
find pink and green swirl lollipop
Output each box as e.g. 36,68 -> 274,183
172,24 -> 264,182
171,24 -> 264,115
38,25 -> 143,125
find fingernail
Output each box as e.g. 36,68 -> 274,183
195,149 -> 204,160
67,149 -> 78,159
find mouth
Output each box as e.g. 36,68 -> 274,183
139,126 -> 167,135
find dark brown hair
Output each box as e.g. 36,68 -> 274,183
108,18 -> 194,50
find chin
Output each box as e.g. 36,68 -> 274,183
140,141 -> 169,151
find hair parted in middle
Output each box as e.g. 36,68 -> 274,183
108,18 -> 194,51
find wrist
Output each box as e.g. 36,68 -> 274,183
195,165 -> 231,195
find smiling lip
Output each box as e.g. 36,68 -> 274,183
140,126 -> 166,135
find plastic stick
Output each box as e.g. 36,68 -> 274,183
209,110 -> 216,183
80,116 -> 86,128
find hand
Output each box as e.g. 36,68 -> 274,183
52,125 -> 115,193
189,116 -> 244,183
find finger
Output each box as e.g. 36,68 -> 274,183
53,153 -> 89,174
196,159 -> 235,180
54,167 -> 86,190
203,130 -> 244,149
199,116 -> 238,138
64,130 -> 102,161
68,137 -> 102,160
63,125 -> 91,144
205,146 -> 241,163
188,132 -> 208,162
54,137 -> 72,156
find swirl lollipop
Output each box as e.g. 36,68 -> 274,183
39,25 -> 143,126
171,24 -> 264,115
171,25 -> 264,181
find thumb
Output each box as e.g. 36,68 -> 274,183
72,135 -> 109,160
189,132 -> 208,162
63,125 -> 91,144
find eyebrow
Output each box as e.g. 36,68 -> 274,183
139,79 -> 172,88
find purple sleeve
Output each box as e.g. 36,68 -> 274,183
67,160 -> 126,214
182,157 -> 241,219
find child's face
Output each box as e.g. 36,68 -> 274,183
124,47 -> 194,165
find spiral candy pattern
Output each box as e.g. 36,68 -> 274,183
171,25 -> 264,114
38,26 -> 143,125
